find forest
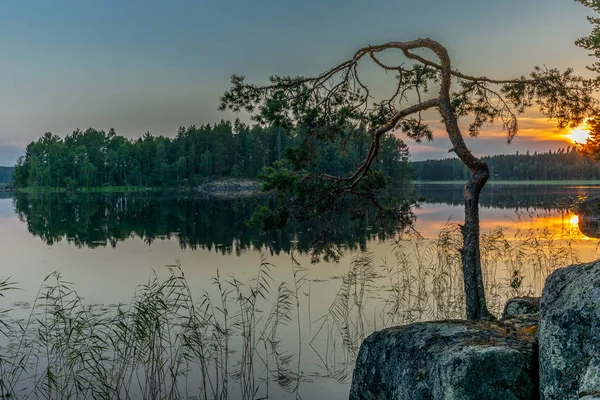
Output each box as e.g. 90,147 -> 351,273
10,127 -> 600,188
411,147 -> 600,181
11,122 -> 411,188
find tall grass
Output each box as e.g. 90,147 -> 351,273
0,278 -> 17,339
308,213 -> 581,382
0,258 -> 303,400
0,213 -> 584,399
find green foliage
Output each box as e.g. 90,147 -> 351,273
12,121 -> 413,261
219,37 -> 598,271
13,123 -> 411,197
250,127 -> 413,249
575,0 -> 600,75
12,123 -> 295,189
572,2 -> 600,160
577,118 -> 600,161
219,54 -> 448,249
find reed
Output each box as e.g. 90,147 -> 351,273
0,214 -> 584,399
0,260 -> 300,400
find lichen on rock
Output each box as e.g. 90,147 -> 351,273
350,319 -> 538,400
539,260 -> 600,400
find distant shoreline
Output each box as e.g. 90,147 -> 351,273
5,179 -> 263,196
411,180 -> 600,186
6,179 -> 600,194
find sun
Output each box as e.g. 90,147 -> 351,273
567,125 -> 591,144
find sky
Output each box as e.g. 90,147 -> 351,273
0,0 -> 596,165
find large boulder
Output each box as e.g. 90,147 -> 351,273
350,320 -> 538,400
539,260 -> 600,399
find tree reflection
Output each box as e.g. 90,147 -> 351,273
413,183 -> 586,210
11,192 -> 401,255
11,184 -> 594,253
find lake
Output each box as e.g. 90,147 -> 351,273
1,183 -> 599,399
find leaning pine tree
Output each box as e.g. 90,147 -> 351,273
220,38 -> 598,320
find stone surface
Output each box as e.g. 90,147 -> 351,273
196,179 -> 261,197
575,197 -> 600,238
350,320 -> 538,400
502,297 -> 540,319
539,260 -> 600,400
578,217 -> 600,239
574,197 -> 600,218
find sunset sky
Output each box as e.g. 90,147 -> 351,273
0,0 -> 596,165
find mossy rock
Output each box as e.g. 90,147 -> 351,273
539,260 -> 600,399
350,320 -> 538,400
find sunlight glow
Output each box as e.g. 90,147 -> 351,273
567,125 -> 591,144
570,215 -> 579,225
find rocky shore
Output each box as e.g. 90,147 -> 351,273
350,260 -> 600,399
195,179 -> 262,197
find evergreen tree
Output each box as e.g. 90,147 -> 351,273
12,123 -> 413,190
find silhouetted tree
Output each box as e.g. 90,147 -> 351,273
220,37 -> 597,320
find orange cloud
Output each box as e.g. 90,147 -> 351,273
406,115 -> 573,144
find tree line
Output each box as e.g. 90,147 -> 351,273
11,134 -> 600,187
11,122 -> 411,189
411,147 -> 600,181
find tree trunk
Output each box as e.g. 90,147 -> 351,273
461,164 -> 493,320
437,90 -> 494,320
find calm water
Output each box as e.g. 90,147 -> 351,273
1,183 -> 599,399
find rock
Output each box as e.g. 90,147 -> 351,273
578,217 -> 600,239
195,180 -> 261,197
574,197 -> 600,218
539,260 -> 600,400
350,320 -> 538,400
575,197 -> 600,238
502,297 -> 540,319
501,297 -> 540,336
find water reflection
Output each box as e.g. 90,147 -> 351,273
11,184 -> 600,254
11,192 -> 400,255
0,207 -> 591,400
4,184 -> 600,399
413,183 -> 593,210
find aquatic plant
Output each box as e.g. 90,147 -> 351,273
0,215 -> 584,399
